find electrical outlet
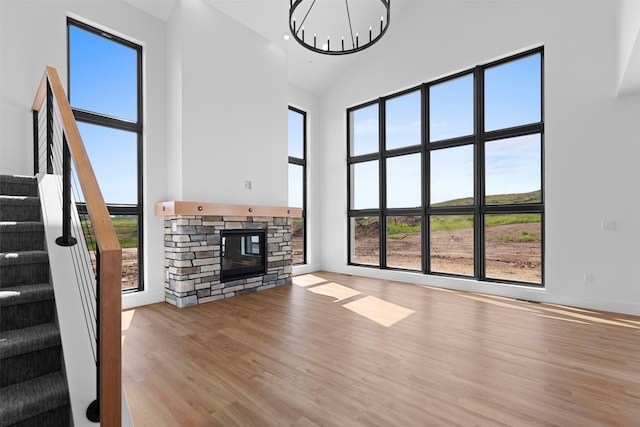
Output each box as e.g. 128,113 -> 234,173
244,181 -> 252,190
583,273 -> 593,284
601,220 -> 616,231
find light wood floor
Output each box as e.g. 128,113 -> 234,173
122,272 -> 640,426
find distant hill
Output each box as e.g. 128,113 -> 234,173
432,190 -> 541,207
356,190 -> 542,237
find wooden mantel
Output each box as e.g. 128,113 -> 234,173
154,201 -> 302,218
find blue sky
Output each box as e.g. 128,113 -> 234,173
69,24 -> 138,205
70,22 -> 540,209
350,53 -> 542,207
288,109 -> 304,208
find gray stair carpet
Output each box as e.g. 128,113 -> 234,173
0,175 -> 71,427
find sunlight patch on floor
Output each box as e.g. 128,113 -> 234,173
307,282 -> 361,302
616,318 -> 640,325
293,274 -> 328,287
343,296 -> 415,327
536,314 -> 590,325
122,309 -> 136,331
422,285 -> 460,294
541,303 -> 598,314
122,309 -> 136,345
460,294 -> 539,313
537,306 -> 640,329
473,293 -> 521,302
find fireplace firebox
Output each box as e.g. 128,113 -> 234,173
221,229 -> 267,282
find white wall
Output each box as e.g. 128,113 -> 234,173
318,0 -> 640,315
167,0 -> 289,206
0,0 -> 168,308
0,1 -> 64,175
618,0 -> 640,95
289,83 -> 322,274
166,1 -> 183,200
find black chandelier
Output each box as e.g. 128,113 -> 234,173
289,0 -> 391,55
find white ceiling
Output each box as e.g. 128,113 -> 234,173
123,0 -> 410,95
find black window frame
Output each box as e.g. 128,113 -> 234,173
288,106 -> 307,265
67,17 -> 144,292
347,47 -> 544,287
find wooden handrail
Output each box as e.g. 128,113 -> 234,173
32,66 -> 122,426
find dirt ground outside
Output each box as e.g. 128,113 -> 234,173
353,222 -> 541,283
116,222 -> 540,289
121,248 -> 138,289
88,247 -> 138,290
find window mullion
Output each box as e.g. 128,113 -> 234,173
475,65 -> 485,280
422,83 -> 430,274
379,98 -> 387,269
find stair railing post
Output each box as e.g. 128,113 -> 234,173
55,134 -> 78,247
46,81 -> 54,175
32,110 -> 39,175
86,248 -> 101,423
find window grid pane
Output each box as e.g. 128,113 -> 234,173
69,25 -> 138,122
292,217 -> 304,265
485,213 -> 542,283
386,216 -> 421,270
386,154 -> 421,209
430,215 -> 474,276
385,91 -> 421,150
351,161 -> 379,210
350,104 -> 379,156
288,109 -> 304,158
430,145 -> 474,206
77,122 -> 138,205
351,217 -> 380,266
429,74 -> 474,142
288,163 -> 303,209
485,134 -> 541,204
485,53 -> 542,131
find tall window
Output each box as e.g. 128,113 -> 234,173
68,18 -> 143,291
288,107 -> 307,264
348,48 -> 543,286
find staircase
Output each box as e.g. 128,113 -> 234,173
0,175 -> 71,426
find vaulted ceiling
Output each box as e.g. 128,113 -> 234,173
123,0 -> 640,97
123,0 -> 411,95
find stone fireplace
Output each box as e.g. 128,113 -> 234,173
155,201 -> 301,308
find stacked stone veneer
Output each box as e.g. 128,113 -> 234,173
164,215 -> 293,308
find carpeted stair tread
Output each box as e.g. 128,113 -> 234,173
0,195 -> 39,203
0,323 -> 62,388
0,323 -> 60,359
0,175 -> 38,197
0,250 -> 48,266
0,372 -> 70,426
0,195 -> 41,222
0,221 -> 44,231
0,284 -> 55,332
0,251 -> 49,289
0,222 -> 44,252
0,283 -> 54,307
